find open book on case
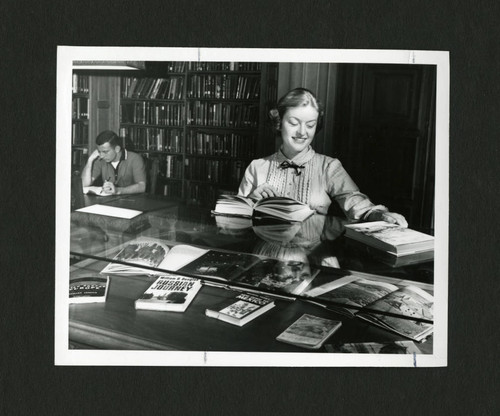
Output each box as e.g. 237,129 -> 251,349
212,195 -> 315,223
344,221 -> 434,257
100,237 -> 209,275
305,275 -> 434,342
178,251 -> 319,296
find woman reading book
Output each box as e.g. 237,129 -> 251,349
237,88 -> 408,227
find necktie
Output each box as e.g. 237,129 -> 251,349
280,160 -> 305,176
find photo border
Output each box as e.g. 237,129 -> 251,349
55,46 -> 449,367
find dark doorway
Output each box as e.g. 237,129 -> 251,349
333,64 -> 436,232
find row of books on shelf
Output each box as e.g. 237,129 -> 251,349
157,180 -> 183,198
186,131 -> 256,158
188,62 -> 262,72
72,74 -> 89,94
121,77 -> 185,100
187,74 -> 260,100
72,122 -> 89,146
187,101 -> 259,128
120,127 -> 183,153
154,61 -> 187,73
150,177 -> 220,203
120,102 -> 260,128
72,148 -> 88,168
121,102 -> 184,126
119,128 -> 257,158
69,236 -> 434,343
184,157 -> 247,184
156,154 -> 183,179
72,97 -> 89,119
185,182 -> 219,206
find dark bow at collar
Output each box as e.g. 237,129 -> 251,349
279,160 -> 305,175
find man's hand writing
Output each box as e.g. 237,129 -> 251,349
102,181 -> 116,195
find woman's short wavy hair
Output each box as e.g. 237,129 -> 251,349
269,88 -> 324,134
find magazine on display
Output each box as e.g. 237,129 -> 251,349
305,275 -> 434,342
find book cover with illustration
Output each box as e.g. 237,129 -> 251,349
135,273 -> 202,312
69,275 -> 110,304
233,258 -> 319,295
276,314 -> 342,350
177,249 -> 263,281
205,292 -> 275,326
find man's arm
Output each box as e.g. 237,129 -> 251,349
109,181 -> 146,195
81,150 -> 100,187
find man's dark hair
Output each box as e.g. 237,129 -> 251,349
96,130 -> 121,148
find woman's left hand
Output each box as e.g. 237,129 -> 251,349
368,211 -> 408,228
381,212 -> 408,228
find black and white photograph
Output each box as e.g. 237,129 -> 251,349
55,47 -> 449,367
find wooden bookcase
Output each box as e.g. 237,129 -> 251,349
118,61 -> 278,207
71,74 -> 91,172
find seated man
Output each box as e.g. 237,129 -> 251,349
82,130 -> 146,195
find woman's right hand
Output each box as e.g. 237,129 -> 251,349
250,183 -> 279,200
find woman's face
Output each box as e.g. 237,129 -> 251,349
280,104 -> 319,158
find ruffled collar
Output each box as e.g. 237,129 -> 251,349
276,146 -> 315,165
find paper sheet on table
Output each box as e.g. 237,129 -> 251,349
76,204 -> 143,219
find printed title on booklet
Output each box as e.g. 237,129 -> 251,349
234,293 -> 271,305
152,277 -> 197,292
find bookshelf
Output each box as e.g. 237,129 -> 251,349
71,74 -> 90,172
118,61 -> 278,207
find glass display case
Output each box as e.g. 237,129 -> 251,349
69,193 -> 434,353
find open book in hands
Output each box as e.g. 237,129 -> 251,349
212,195 -> 315,223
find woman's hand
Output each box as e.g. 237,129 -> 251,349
249,183 -> 279,200
368,211 -> 408,228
